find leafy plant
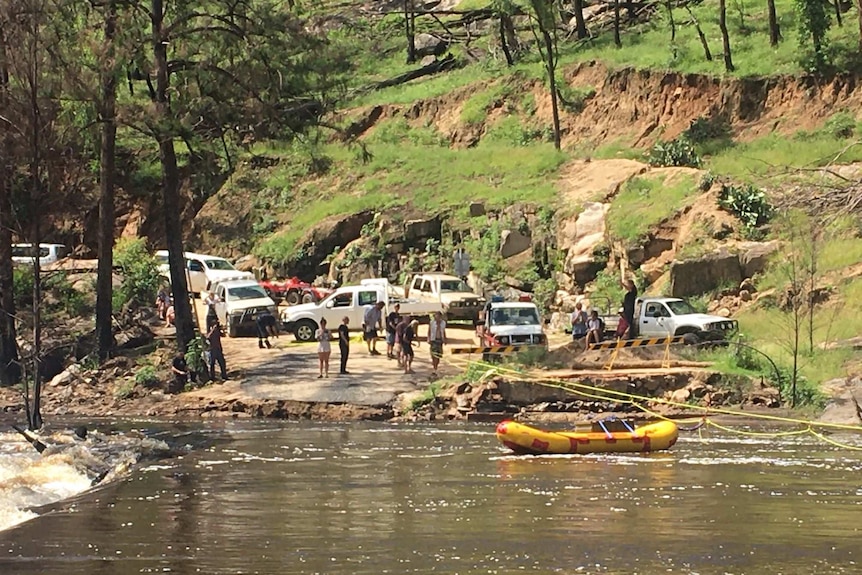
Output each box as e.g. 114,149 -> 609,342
114,237 -> 161,310
134,365 -> 159,388
647,137 -> 702,167
717,183 -> 774,230
822,111 -> 856,139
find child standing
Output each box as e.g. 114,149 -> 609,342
316,318 -> 332,378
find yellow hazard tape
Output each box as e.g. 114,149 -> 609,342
589,335 -> 685,350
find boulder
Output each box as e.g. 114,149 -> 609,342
234,254 -> 259,272
293,211 -> 375,278
670,247 -> 742,297
414,33 -> 449,58
500,229 -> 531,258
739,240 -> 781,278
469,202 -> 485,217
49,363 -> 82,387
818,377 -> 862,425
558,201 -> 610,286
403,217 -> 441,246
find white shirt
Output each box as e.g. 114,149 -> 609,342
428,318 -> 446,342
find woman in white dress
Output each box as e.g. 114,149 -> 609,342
315,318 -> 332,378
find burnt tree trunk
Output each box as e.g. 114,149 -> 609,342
720,0 -> 735,72
96,0 -> 118,360
0,21 -> 19,387
613,0 -> 622,47
767,0 -> 781,45
572,0 -> 588,39
404,0 -> 416,63
686,7 -> 713,61
27,7 -> 43,430
152,0 -> 195,352
499,13 -> 514,65
540,28 -> 561,150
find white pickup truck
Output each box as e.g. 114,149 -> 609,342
280,279 -> 444,342
210,279 -> 278,337
403,273 -> 486,322
636,297 -> 738,342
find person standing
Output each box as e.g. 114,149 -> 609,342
338,316 -> 351,375
207,320 -> 228,380
315,318 -> 332,378
363,301 -> 385,355
385,303 -> 401,360
402,318 -> 418,374
427,311 -> 447,375
570,301 -> 588,343
394,314 -> 409,368
621,279 -> 638,339
203,291 -> 221,332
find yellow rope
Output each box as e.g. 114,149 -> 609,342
442,352 -> 862,438
705,419 -> 810,438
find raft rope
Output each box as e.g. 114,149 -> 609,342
441,352 -> 862,451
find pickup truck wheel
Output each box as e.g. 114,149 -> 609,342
294,320 -> 317,342
286,290 -> 301,306
227,317 -> 238,338
680,332 -> 700,346
301,292 -> 315,304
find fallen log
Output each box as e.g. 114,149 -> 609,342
12,424 -> 47,453
369,53 -> 460,92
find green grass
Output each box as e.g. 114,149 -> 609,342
460,81 -> 517,125
254,140 -> 567,264
606,173 -> 697,244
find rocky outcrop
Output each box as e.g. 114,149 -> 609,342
670,241 -> 780,297
559,201 -> 609,287
291,211 -> 375,278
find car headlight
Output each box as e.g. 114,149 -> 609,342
498,336 -> 510,345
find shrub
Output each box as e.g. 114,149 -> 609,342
134,365 -> 159,388
114,237 -> 161,310
684,115 -> 731,144
647,137 -> 702,168
717,183 -> 774,230
822,111 -> 856,139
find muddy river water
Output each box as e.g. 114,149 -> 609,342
1,420 -> 861,574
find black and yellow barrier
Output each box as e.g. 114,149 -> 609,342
451,345 -> 530,355
588,335 -> 685,350
589,335 -> 685,370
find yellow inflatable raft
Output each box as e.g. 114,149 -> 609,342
495,418 -> 679,455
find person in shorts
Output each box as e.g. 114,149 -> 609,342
385,303 -> 401,360
402,318 -> 418,374
570,301 -> 588,342
394,314 -> 409,367
363,301 -> 385,355
427,311 -> 447,375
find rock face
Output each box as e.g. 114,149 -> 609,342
500,229 -> 531,258
818,377 -> 862,425
670,247 -> 741,297
558,201 -> 609,286
292,211 -> 375,278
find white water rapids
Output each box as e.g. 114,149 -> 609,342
0,428 -> 172,532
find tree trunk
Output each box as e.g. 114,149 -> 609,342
404,0 -> 416,64
541,28 -> 561,150
499,14 -> 514,65
834,0 -> 843,26
857,0 -> 862,51
0,21 -> 19,387
152,0 -> 195,352
572,0 -> 588,39
666,0 -> 676,42
719,0 -> 735,72
613,0 -> 622,47
767,0 -> 781,45
686,7 -> 713,61
27,2 -> 43,429
96,0 -> 118,361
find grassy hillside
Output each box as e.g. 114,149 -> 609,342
198,0 -> 862,395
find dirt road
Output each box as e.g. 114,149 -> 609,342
185,299 -> 480,406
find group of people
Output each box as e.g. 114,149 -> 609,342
156,288 -> 175,327
570,279 -> 638,350
311,303 -> 448,379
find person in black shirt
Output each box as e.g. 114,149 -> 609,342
170,353 -> 188,394
621,278 -> 638,339
338,316 -> 351,374
385,303 -> 401,360
256,311 -> 278,349
207,320 -> 228,380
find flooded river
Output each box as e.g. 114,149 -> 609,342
1,419 -> 860,574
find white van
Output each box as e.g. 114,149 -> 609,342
12,243 -> 70,267
155,250 -> 253,295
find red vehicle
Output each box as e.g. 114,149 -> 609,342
258,277 -> 331,306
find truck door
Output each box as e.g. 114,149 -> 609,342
326,291 -> 354,330
214,284 -> 228,325
641,302 -> 672,337
186,258 -> 206,294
